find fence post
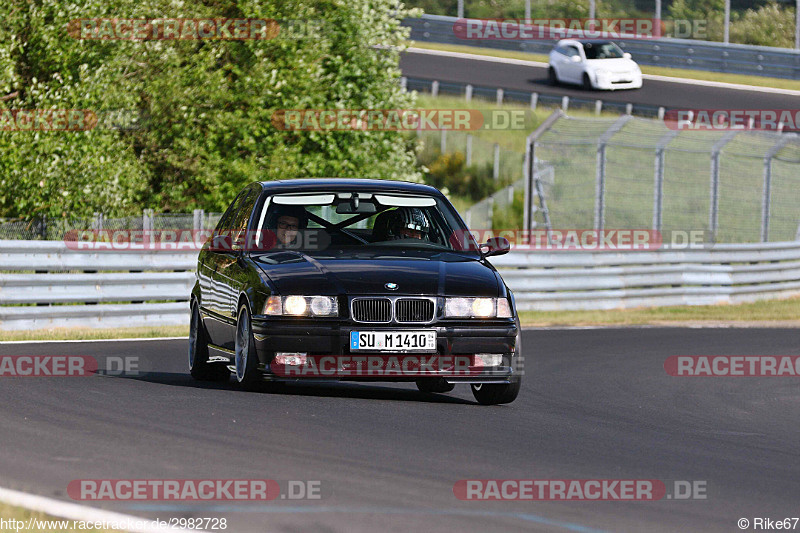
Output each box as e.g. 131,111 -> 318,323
465,84 -> 473,102
92,212 -> 104,231
440,129 -> 447,153
709,131 -> 737,242
595,115 -> 633,231
561,96 -> 569,113
595,100 -> 602,115
530,92 -> 538,110
466,134 -> 473,166
653,131 -> 678,231
193,208 -> 204,231
524,110 -> 563,234
431,80 -> 439,97
762,135 -> 794,242
493,143 -> 500,180
496,88 -> 504,106
400,77 -> 407,91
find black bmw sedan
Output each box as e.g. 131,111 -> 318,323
189,178 -> 522,405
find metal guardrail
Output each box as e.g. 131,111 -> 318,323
0,241 -> 196,330
3,240 -> 800,328
491,241 -> 800,310
405,76 -> 664,118
405,14 -> 800,80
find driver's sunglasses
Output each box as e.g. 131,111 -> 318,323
277,221 -> 299,231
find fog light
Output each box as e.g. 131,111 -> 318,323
274,353 -> 307,366
475,353 -> 503,367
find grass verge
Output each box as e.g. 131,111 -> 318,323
0,502 -> 114,532
0,325 -> 189,342
410,41 -> 800,92
519,296 -> 800,327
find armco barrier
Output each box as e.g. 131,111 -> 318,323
0,240 -> 196,330
490,241 -> 800,310
405,15 -> 800,80
2,239 -> 800,329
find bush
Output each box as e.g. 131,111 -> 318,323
420,148 -> 497,201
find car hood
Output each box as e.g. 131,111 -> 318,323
252,249 -> 500,297
586,58 -> 638,72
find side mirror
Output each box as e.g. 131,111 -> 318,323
481,237 -> 511,257
623,52 -> 632,59
571,55 -> 582,63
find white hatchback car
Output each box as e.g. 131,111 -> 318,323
548,39 -> 643,90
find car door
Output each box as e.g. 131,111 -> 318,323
561,44 -> 584,83
203,190 -> 248,347
215,186 -> 259,349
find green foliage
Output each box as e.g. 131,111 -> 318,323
729,2 -> 797,48
491,188 -> 524,230
0,0 -> 421,218
419,147 -> 496,201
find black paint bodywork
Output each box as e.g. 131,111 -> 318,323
191,178 -> 521,384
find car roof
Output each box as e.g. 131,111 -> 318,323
257,178 -> 443,196
557,39 -> 615,46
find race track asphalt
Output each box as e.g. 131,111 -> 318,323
400,50 -> 799,110
1,328 -> 798,532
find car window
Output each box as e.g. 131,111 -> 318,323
230,188 -> 258,246
254,191 -> 479,253
213,189 -> 248,236
583,42 -> 624,59
564,45 -> 580,57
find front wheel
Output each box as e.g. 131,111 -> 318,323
548,66 -> 558,85
471,380 -> 521,405
234,304 -> 262,390
582,72 -> 594,90
189,302 -> 230,382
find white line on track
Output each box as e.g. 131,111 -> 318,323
0,486 -> 202,532
406,47 -> 800,96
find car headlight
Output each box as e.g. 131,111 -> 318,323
445,297 -> 513,318
263,295 -> 338,317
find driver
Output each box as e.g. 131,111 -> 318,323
386,207 -> 431,241
267,205 -> 308,247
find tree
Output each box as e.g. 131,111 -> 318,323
0,0 -> 421,218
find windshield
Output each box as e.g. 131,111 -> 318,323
251,191 -> 479,254
582,41 -> 624,60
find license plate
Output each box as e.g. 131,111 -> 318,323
350,331 -> 436,352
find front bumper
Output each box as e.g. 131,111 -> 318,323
250,319 -> 521,384
594,73 -> 643,90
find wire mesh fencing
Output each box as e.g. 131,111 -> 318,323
0,210 -> 223,241
528,113 -> 800,243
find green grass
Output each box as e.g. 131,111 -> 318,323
0,502 -> 115,532
519,296 -> 800,326
410,41 -> 800,91
0,325 -> 189,342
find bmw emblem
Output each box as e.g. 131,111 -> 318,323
385,282 -> 398,291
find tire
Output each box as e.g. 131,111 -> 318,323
416,378 -> 455,394
471,380 -> 521,405
234,303 -> 262,390
548,66 -> 558,85
189,302 -> 230,382
582,72 -> 594,90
